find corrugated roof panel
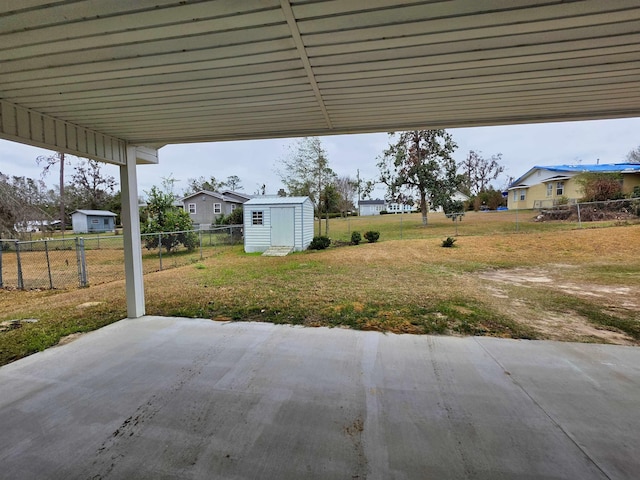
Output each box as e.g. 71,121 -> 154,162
244,196 -> 310,205
1,1 -> 639,152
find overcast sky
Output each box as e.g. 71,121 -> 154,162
1,117 -> 639,200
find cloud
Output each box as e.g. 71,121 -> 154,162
1,118 -> 639,199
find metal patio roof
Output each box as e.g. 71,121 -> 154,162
2,0 -> 640,165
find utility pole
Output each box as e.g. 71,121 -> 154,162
356,169 -> 361,216
59,153 -> 65,235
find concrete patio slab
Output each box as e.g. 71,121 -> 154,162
1,317 -> 638,479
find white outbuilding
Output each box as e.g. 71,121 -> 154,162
243,196 -> 314,254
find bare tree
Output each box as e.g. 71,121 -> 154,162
185,176 -> 224,195
458,150 -> 504,196
225,175 -> 242,191
37,152 -> 68,232
626,145 -> 640,163
335,175 -> 357,216
277,137 -> 336,232
68,158 -> 117,210
0,173 -> 51,237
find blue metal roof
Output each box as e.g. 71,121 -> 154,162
541,163 -> 640,173
509,163 -> 640,188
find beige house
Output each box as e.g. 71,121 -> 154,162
507,163 -> 640,210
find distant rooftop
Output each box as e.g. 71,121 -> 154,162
510,163 -> 640,188
72,210 -> 117,216
541,163 -> 640,173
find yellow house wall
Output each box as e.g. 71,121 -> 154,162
622,174 -> 640,194
508,172 -> 640,210
508,178 -> 580,209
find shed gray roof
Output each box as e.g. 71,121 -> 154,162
72,210 -> 117,216
244,196 -> 310,206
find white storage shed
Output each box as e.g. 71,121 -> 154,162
243,197 -> 314,253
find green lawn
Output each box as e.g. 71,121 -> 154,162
1,213 -> 639,366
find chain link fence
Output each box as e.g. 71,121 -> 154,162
533,198 -> 640,226
0,225 -> 242,290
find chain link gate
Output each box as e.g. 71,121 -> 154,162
0,238 -> 88,289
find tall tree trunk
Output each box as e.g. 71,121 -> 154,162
59,153 -> 65,234
420,190 -> 428,225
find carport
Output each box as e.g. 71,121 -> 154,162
2,1 -> 640,317
2,3 -> 640,478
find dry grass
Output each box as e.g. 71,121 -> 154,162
1,218 -> 639,366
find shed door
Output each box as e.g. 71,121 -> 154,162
271,207 -> 295,246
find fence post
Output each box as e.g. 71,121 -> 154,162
576,202 -> 582,228
44,239 -> 53,289
158,233 -> 163,271
199,230 -> 203,260
0,242 -> 3,288
75,237 -> 88,287
16,241 -> 24,289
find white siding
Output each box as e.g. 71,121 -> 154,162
291,205 -> 302,250
243,196 -> 313,253
71,213 -> 88,233
301,199 -> 314,250
244,206 -> 272,253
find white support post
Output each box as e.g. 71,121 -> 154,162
120,145 -> 145,318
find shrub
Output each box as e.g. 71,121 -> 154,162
364,231 -> 380,243
441,237 -> 456,248
215,206 -> 243,225
308,235 -> 331,250
351,231 -> 362,245
576,172 -> 624,202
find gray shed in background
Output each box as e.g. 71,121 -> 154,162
71,210 -> 117,234
243,197 -> 314,253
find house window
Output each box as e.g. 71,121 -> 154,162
231,204 -> 236,211
188,203 -> 196,214
214,203 -> 221,214
91,218 -> 99,224
546,183 -> 553,197
252,211 -> 263,225
556,182 -> 564,196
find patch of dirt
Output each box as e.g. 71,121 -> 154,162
76,301 -> 104,309
478,268 -> 553,286
0,318 -> 38,332
530,311 -> 636,346
478,267 -> 639,345
56,332 -> 85,346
